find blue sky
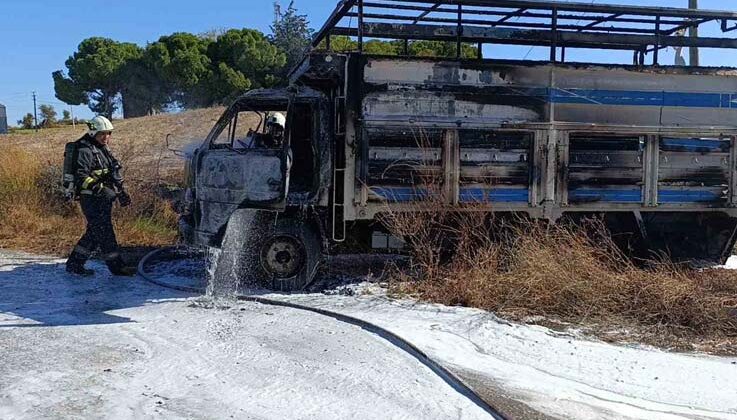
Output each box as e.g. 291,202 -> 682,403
0,0 -> 735,126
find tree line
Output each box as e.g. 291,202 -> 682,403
16,105 -> 81,129
53,3 -> 476,119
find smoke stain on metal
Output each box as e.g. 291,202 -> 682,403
181,1 -> 737,279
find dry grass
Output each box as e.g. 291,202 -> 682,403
0,108 -> 224,255
3,107 -> 223,181
382,201 -> 737,351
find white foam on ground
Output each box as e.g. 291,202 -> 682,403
721,255 -> 737,270
4,250 -> 737,419
272,287 -> 737,420
0,251 -> 490,420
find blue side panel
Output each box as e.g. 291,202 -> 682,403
459,188 -> 486,203
658,190 -> 723,203
374,187 -> 528,203
489,189 -> 529,203
371,187 -> 429,202
661,138 -> 729,153
663,92 -> 722,108
548,88 -> 737,109
374,188 -> 722,204
552,89 -> 663,106
458,188 -> 529,203
721,94 -> 732,108
568,189 -> 643,203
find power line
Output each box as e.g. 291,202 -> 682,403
36,98 -> 74,107
0,93 -> 32,100
0,98 -> 34,106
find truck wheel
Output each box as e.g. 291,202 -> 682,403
255,218 -> 321,292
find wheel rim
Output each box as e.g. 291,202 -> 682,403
260,235 -> 306,279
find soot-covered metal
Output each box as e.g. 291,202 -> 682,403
181,0 -> 737,279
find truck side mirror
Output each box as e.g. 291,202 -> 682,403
166,133 -> 186,157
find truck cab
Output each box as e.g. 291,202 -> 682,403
181,88 -> 330,290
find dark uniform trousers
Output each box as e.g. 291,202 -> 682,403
67,194 -> 127,274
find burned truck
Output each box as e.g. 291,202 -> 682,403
180,0 -> 737,290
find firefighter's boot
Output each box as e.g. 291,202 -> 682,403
105,253 -> 137,277
65,247 -> 95,277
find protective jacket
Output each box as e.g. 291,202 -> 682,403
74,134 -> 121,197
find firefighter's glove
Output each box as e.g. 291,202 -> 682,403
92,169 -> 110,178
101,186 -> 118,202
118,190 -> 132,208
81,169 -> 111,193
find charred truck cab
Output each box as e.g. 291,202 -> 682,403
182,0 -> 737,291
181,87 -> 331,290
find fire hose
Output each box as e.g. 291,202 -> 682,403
138,246 -> 506,420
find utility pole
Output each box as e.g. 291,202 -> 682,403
32,91 -> 38,131
689,0 -> 700,67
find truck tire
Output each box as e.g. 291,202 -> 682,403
253,216 -> 321,292
216,210 -> 321,293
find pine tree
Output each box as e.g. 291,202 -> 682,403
270,2 -> 313,81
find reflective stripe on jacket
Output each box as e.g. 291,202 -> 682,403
74,135 -> 115,196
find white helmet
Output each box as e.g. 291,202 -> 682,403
87,116 -> 114,136
266,112 -> 286,129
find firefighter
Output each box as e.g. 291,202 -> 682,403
260,112 -> 286,148
65,116 -> 135,277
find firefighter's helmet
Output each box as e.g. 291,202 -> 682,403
87,116 -> 115,136
266,113 -> 286,129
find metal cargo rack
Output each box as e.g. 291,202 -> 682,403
309,0 -> 737,66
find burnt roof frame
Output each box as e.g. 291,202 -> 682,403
411,2 -> 441,24
493,7 -> 527,26
376,0 -> 737,20
580,13 -> 622,31
299,0 -> 737,74
358,2 -> 709,26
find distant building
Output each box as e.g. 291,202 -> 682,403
0,103 -> 7,134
